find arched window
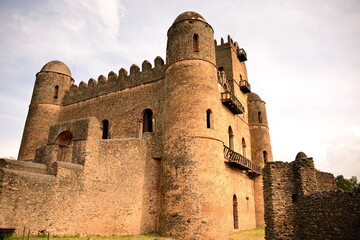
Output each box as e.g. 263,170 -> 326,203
56,131 -> 73,146
143,109 -> 153,133
102,120 -> 110,139
206,109 -> 213,129
258,111 -> 263,123
54,85 -> 59,99
193,34 -> 199,52
228,126 -> 234,150
242,138 -> 246,157
263,150 -> 268,163
233,194 -> 239,229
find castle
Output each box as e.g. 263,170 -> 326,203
0,12 -> 272,240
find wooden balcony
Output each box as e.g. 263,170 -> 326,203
221,92 -> 245,114
240,80 -> 251,93
223,145 -> 262,176
237,48 -> 247,62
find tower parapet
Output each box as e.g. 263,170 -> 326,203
63,56 -> 165,105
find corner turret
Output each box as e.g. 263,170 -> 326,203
166,11 -> 215,66
18,60 -> 73,160
161,12 -> 227,240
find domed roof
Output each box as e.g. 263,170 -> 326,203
173,11 -> 206,25
247,92 -> 262,101
40,60 -> 71,77
295,152 -> 308,160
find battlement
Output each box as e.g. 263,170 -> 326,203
62,56 -> 165,105
215,35 -> 247,62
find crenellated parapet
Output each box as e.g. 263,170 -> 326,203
215,35 -> 247,62
62,56 -> 165,105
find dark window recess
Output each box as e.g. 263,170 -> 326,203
292,194 -> 298,203
143,110 -> 153,133
54,85 -> 59,99
206,109 -> 212,129
228,126 -> 234,150
193,34 -> 199,52
102,120 -> 109,139
258,112 -> 263,123
263,150 -> 268,163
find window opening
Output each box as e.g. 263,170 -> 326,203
258,111 -> 263,123
228,126 -> 234,150
233,194 -> 239,229
54,85 -> 59,99
206,109 -> 212,129
263,150 -> 268,163
102,120 -> 110,139
143,109 -> 153,133
193,34 -> 199,52
242,138 -> 246,157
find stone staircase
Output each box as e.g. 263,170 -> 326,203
0,158 -> 55,182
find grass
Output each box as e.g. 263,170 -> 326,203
229,228 -> 265,240
5,233 -> 169,240
6,228 -> 265,240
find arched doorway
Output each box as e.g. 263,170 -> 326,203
233,194 -> 239,229
56,131 -> 73,146
55,131 -> 73,162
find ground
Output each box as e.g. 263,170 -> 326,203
5,229 -> 265,240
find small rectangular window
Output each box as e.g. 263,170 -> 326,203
193,34 -> 199,52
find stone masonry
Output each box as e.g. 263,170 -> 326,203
263,152 -> 360,240
0,12 -> 273,240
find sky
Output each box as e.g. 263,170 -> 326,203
0,0 -> 359,179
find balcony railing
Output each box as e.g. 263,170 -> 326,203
240,80 -> 251,93
221,92 -> 245,114
237,48 -> 247,62
223,145 -> 262,175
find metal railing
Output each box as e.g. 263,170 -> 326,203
221,92 -> 245,114
223,145 -> 262,175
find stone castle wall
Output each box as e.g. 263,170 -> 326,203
63,57 -> 165,105
0,118 -> 160,236
263,153 -> 360,240
5,11 -> 274,239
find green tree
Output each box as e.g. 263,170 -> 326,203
335,175 -> 359,192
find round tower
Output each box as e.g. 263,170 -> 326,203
18,60 -> 73,160
247,92 -> 273,228
160,12 -> 228,239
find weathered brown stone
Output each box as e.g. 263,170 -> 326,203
1,11 -> 274,239
263,153 -> 360,240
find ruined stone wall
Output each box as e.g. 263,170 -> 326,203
316,170 -> 337,192
263,154 -> 359,240
263,162 -> 296,240
295,191 -> 360,240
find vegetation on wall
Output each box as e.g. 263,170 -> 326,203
335,175 -> 359,192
